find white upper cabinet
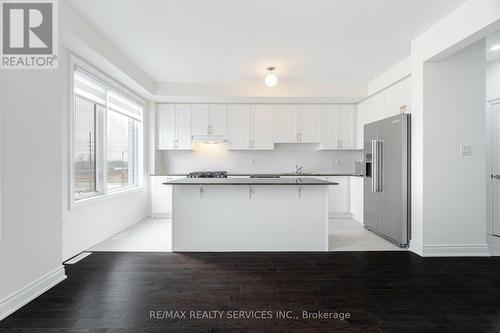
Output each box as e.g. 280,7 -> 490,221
274,104 -> 298,143
157,104 -> 177,150
227,104 -> 274,150
228,104 -> 251,150
402,77 -> 411,114
319,104 -> 356,150
191,103 -> 227,136
209,104 -> 228,135
337,105 -> 356,149
191,104 -> 210,135
157,104 -> 192,150
251,104 -> 274,150
320,104 -> 338,149
355,77 -> 411,149
384,80 -> 405,117
176,104 -> 193,149
274,104 -> 321,143
297,105 -> 321,143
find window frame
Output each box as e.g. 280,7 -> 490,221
69,56 -> 145,207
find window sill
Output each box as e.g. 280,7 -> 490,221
71,186 -> 144,210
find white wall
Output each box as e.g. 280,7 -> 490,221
60,51 -> 150,261
0,66 -> 66,317
487,59 -> 500,101
423,40 -> 487,253
58,2 -> 153,261
411,0 -> 500,256
156,101 -> 363,175
367,57 -> 411,96
158,144 -> 362,175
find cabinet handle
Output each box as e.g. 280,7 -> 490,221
297,133 -> 302,142
249,139 -> 254,149
207,125 -> 212,135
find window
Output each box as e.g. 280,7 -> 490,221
72,64 -> 143,201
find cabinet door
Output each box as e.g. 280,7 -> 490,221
384,81 -> 404,118
298,105 -> 321,143
228,104 -> 250,150
191,104 -> 210,135
402,77 -> 411,113
337,105 -> 355,149
371,92 -> 385,123
320,105 -> 338,149
355,101 -> 367,150
157,104 -> 176,150
209,104 -> 227,136
328,176 -> 350,214
349,176 -> 364,223
175,104 -> 192,150
151,176 -> 172,215
274,104 -> 298,143
251,104 -> 274,150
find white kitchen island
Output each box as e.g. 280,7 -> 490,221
164,177 -> 337,252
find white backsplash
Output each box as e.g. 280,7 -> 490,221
158,143 -> 363,174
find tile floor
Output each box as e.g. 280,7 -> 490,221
89,218 -> 402,252
329,218 -> 404,251
89,218 -> 172,252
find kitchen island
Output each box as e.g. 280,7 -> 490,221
164,177 -> 338,252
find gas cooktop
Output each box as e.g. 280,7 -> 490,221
187,171 -> 228,178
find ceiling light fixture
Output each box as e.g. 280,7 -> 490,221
490,44 -> 500,51
265,66 -> 278,87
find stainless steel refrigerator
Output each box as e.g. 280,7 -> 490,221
364,114 -> 410,247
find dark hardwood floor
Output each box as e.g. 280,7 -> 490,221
1,251 -> 500,332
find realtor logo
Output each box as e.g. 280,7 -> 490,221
1,0 -> 58,69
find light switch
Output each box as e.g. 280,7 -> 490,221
460,144 -> 472,156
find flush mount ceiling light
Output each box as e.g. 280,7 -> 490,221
265,66 -> 278,87
490,44 -> 500,51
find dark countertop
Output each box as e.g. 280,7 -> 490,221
151,173 -> 363,177
163,177 -> 339,186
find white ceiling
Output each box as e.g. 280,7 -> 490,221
67,0 -> 467,83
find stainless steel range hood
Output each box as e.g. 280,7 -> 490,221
191,135 -> 227,144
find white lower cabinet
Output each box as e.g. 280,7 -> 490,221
151,176 -> 184,218
327,176 -> 350,215
349,176 -> 364,223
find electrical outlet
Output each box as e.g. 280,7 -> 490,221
460,144 -> 472,156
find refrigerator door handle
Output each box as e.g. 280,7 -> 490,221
376,140 -> 383,192
371,140 -> 383,192
371,140 -> 377,192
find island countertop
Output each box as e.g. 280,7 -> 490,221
164,177 -> 338,186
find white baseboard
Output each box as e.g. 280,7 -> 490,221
0,266 -> 66,321
330,212 -> 353,219
421,244 -> 490,257
408,241 -> 423,256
